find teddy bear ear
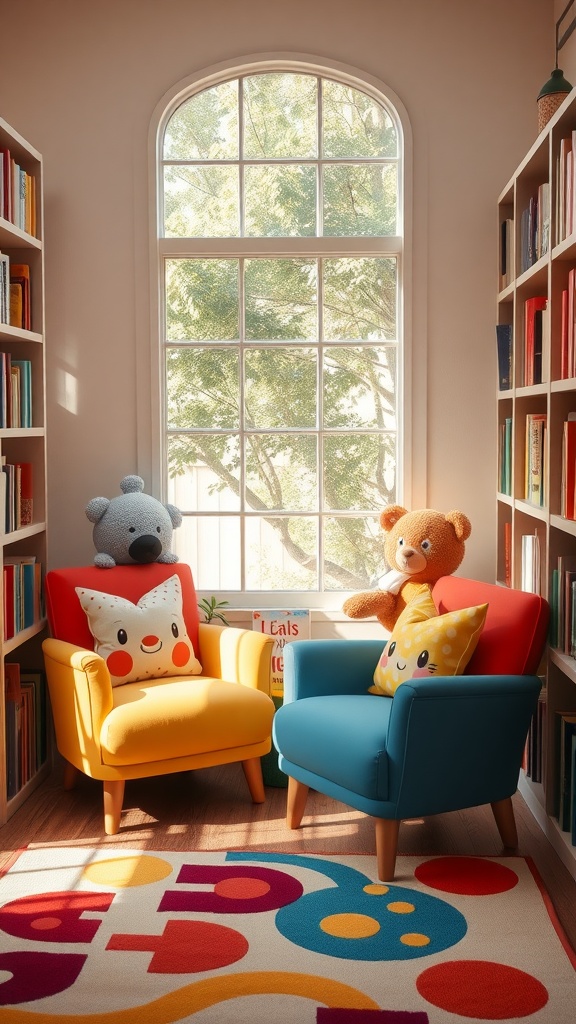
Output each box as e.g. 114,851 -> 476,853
446,510 -> 471,542
380,504 -> 408,531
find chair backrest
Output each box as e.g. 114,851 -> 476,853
432,575 -> 549,676
44,562 -> 200,654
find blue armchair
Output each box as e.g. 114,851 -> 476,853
272,576 -> 549,880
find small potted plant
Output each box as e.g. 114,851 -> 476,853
198,596 -> 231,626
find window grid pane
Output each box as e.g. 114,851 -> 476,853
161,70 -> 403,595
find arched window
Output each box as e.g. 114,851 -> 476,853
153,59 -> 410,604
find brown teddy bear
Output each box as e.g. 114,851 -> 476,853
342,505 -> 472,633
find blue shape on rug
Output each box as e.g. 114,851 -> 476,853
227,852 -> 466,961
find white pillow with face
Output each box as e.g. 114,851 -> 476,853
76,574 -> 202,686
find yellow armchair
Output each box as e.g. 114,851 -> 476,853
42,563 -> 274,834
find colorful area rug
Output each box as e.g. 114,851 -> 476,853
0,848 -> 574,1022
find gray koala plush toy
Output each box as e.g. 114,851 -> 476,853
86,475 -> 182,569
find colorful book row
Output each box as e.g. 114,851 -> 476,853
4,663 -> 46,800
520,183 -> 550,275
0,148 -> 37,238
0,353 -> 32,428
549,554 -> 576,655
556,131 -> 576,246
0,260 -> 31,332
0,460 -> 33,533
2,555 -> 43,640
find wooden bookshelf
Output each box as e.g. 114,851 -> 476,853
0,115 -> 49,825
496,89 -> 576,881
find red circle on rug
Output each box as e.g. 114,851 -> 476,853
214,876 -> 271,899
414,856 -> 518,894
416,960 -> 548,1018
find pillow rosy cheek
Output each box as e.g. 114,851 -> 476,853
412,667 -> 429,678
172,640 -> 192,668
107,650 -> 134,679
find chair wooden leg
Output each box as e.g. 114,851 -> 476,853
103,780 -> 125,835
63,761 -> 77,791
286,776 -> 309,829
242,757 -> 266,803
491,796 -> 518,848
374,817 -> 400,881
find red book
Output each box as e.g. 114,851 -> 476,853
562,287 -> 569,379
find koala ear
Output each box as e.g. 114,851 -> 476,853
446,510 -> 471,542
380,504 -> 408,532
85,496 -> 110,524
120,475 -> 144,494
166,503 -> 182,529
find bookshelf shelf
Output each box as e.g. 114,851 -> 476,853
0,115 -> 48,826
497,87 -> 576,880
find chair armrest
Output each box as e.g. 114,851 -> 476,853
198,622 -> 273,694
283,638 -> 386,702
384,673 -> 542,816
42,638 -> 114,771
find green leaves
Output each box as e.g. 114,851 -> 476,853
198,596 -> 231,625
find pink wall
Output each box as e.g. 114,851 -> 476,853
0,0 -> 554,595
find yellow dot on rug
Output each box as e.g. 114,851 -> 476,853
400,932 -> 430,946
386,901 -> 415,914
320,913 -> 381,938
82,855 -> 173,887
363,883 -> 389,895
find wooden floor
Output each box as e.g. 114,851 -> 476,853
2,760 -> 576,949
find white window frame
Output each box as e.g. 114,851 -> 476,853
147,53 -> 416,609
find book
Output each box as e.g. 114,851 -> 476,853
252,609 -> 311,697
11,360 -> 32,428
564,571 -> 576,656
9,282 -> 22,329
524,296 -> 547,386
504,520 -> 512,588
496,324 -> 512,390
4,662 -> 22,799
3,562 -> 15,638
13,461 -> 33,526
525,412 -> 546,505
20,671 -> 47,768
561,414 -> 576,520
9,264 -> 30,331
557,713 -> 576,830
561,287 -> 569,379
572,733 -> 576,845
521,533 -> 540,594
0,251 -> 9,324
4,555 -> 37,632
550,567 -> 559,649
499,218 -> 513,289
556,554 -> 576,651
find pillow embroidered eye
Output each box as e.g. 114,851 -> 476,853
370,588 -> 488,697
75,574 -> 202,686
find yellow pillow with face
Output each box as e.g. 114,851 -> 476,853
371,588 -> 488,697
